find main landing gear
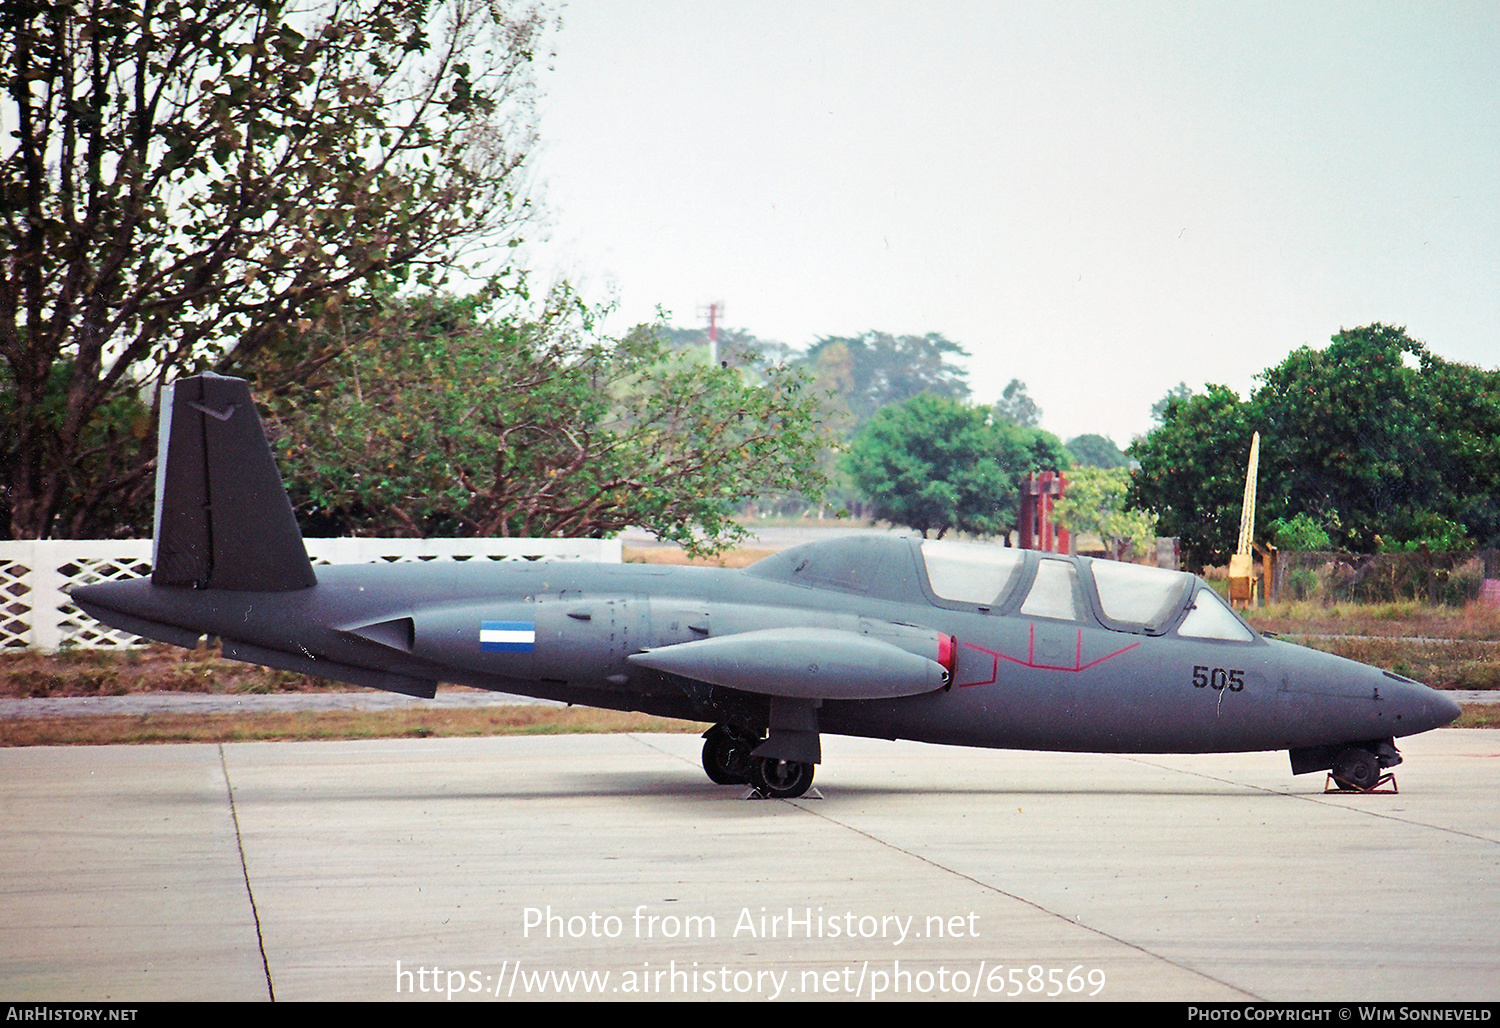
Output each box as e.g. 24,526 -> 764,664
701,723 -> 816,799
754,757 -> 816,799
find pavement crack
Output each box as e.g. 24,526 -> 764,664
220,743 -> 275,1001
785,795 -> 1260,1002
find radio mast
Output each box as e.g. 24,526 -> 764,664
699,301 -> 725,365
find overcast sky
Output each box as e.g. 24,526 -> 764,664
519,1 -> 1499,446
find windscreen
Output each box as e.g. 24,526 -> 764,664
1086,559 -> 1192,632
1177,586 -> 1256,641
920,540 -> 1026,607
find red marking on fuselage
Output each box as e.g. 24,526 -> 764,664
955,646 -> 999,688
956,627 -> 1141,687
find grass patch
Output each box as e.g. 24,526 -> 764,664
1453,705 -> 1500,729
1,642 -> 329,698
0,706 -> 710,747
1243,599 -> 1500,692
1245,600 -> 1500,640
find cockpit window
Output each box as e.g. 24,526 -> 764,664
1086,559 -> 1192,633
1020,559 -> 1083,621
919,540 -> 1026,606
1177,586 -> 1256,641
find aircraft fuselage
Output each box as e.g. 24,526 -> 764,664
75,552 -> 1459,758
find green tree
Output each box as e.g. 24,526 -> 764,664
1052,467 -> 1157,559
1,0 -> 548,538
1006,424 -> 1073,480
1130,324 -> 1500,564
1256,325 -> 1432,550
842,394 -> 1062,539
800,331 -> 970,429
1415,351 -> 1500,547
1256,325 -> 1500,551
1127,384 -> 1260,567
1267,512 -> 1334,551
993,378 -> 1041,427
1150,381 -> 1195,423
263,293 -> 828,553
1065,433 -> 1130,469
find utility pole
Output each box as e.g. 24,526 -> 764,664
699,301 -> 725,365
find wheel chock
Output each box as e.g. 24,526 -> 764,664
1324,772 -> 1398,794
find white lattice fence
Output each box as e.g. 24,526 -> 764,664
0,537 -> 622,652
1,541 -> 155,651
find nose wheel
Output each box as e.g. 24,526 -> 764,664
1327,746 -> 1397,793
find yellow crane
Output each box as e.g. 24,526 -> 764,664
1228,432 -> 1260,607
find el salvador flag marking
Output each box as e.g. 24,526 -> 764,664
480,620 -> 536,653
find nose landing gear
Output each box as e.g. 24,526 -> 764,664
1326,745 -> 1398,793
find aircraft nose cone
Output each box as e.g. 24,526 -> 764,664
1431,688 -> 1464,727
1384,673 -> 1463,734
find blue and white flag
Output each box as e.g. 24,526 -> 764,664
480,620 -> 536,653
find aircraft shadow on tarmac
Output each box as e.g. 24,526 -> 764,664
221,772 -> 1312,804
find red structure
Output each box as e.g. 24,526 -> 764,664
1019,471 -> 1070,553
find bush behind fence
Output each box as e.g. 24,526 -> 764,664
1273,549 -> 1500,606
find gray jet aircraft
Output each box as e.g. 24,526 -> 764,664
73,375 -> 1463,798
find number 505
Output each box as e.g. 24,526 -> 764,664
1192,665 -> 1244,691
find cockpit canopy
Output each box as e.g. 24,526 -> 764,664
745,535 -> 1255,641
919,540 -> 1027,606
917,540 -> 1252,639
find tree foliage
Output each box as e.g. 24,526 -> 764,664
1065,433 -> 1129,469
1257,324 -> 1499,551
993,377 -> 1040,427
1126,384 -> 1255,567
1150,381 -> 1195,423
799,331 -> 970,430
1051,467 -> 1156,559
655,325 -> 796,374
843,394 -> 1067,539
1130,325 -> 1500,565
262,294 -> 829,553
1,0 -> 548,538
1267,512 -> 1334,551
1009,423 -> 1072,481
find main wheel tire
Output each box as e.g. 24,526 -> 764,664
754,757 -> 815,799
1331,747 -> 1381,791
702,726 -> 754,785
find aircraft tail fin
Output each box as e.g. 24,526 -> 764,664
151,373 -> 317,591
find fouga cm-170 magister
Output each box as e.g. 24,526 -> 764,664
73,374 -> 1462,798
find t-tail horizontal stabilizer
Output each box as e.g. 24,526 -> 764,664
152,373 -> 316,591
